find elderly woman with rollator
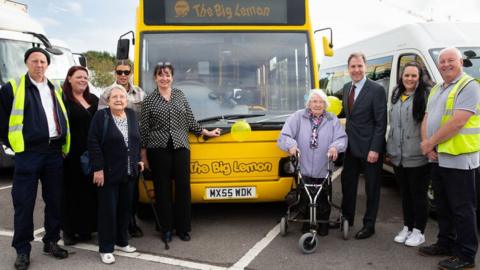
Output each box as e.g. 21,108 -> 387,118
278,89 -> 347,236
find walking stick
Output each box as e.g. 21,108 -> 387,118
140,171 -> 169,250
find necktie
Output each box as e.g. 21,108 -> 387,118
348,84 -> 356,112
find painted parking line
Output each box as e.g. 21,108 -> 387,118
230,224 -> 280,270
0,169 -> 344,270
0,185 -> 12,190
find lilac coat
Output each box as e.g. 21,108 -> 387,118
278,109 -> 348,178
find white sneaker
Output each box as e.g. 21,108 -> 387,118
114,244 -> 136,253
394,226 -> 411,243
100,253 -> 115,264
405,228 -> 425,247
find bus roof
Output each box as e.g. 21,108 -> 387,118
322,22 -> 480,68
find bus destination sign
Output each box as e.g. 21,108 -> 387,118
164,0 -> 287,24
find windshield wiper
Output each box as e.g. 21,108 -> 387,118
198,113 -> 265,123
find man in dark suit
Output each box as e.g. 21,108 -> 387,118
341,52 -> 387,239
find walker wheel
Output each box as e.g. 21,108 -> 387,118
298,232 -> 318,254
342,218 -> 349,240
279,216 -> 288,236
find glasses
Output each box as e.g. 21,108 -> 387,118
115,70 -> 131,76
157,62 -> 171,67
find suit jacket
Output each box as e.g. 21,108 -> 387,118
342,79 -> 387,159
88,108 -> 141,184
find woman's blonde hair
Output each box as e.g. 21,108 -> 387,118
305,89 -> 329,109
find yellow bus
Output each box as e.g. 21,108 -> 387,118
117,0 -> 333,203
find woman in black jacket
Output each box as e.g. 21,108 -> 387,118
61,66 -> 99,245
88,84 -> 144,264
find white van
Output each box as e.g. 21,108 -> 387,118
0,1 -> 76,168
320,22 -> 480,101
319,22 -> 480,172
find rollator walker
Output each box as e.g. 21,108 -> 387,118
279,152 -> 349,254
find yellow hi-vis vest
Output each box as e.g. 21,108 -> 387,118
428,74 -> 480,155
7,75 -> 71,155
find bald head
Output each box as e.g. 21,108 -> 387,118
438,47 -> 463,84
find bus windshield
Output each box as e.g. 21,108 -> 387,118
429,47 -> 480,80
0,39 -> 75,84
140,32 -> 313,121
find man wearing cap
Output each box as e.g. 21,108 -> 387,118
0,47 -> 70,270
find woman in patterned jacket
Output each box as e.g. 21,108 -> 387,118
140,63 -> 220,243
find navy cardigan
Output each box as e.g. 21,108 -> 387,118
88,108 -> 140,184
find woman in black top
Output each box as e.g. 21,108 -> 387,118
61,66 -> 98,245
88,85 -> 144,264
140,63 -> 220,242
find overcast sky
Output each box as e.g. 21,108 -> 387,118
22,0 -> 480,59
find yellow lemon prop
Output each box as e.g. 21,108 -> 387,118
231,120 -> 252,142
326,96 -> 343,116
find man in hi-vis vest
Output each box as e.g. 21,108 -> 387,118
419,47 -> 480,270
0,47 -> 70,270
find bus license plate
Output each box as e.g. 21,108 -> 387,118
205,187 -> 256,200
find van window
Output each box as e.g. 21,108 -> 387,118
366,56 -> 393,95
321,65 -> 349,98
398,54 -> 434,86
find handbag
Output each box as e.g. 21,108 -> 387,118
80,111 -> 109,175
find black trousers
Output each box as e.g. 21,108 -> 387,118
148,147 -> 191,234
11,150 -> 63,255
341,149 -> 382,228
393,164 -> 429,232
431,163 -> 478,263
97,178 -> 134,253
298,176 -> 331,223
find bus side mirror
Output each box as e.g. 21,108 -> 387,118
314,28 -> 334,57
116,39 -> 130,60
322,36 -> 334,57
73,53 -> 87,67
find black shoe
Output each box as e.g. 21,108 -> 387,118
418,243 -> 452,257
62,233 -> 77,246
318,223 -> 329,236
129,225 -> 144,238
355,227 -> 374,239
162,231 -> 172,243
43,242 -> 68,259
14,254 -> 30,270
438,256 -> 475,270
177,232 -> 191,241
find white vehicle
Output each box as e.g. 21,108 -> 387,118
0,1 -> 76,168
319,22 -> 480,172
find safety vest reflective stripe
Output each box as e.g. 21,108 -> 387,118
429,74 -> 480,155
8,77 -> 26,153
7,75 -> 70,155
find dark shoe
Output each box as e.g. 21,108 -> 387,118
177,232 -> 191,241
418,243 -> 452,257
62,233 -> 77,246
355,227 -> 375,239
14,254 -> 30,270
162,231 -> 172,243
318,223 -> 329,236
129,225 -> 144,238
438,256 -> 475,270
43,242 -> 68,259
